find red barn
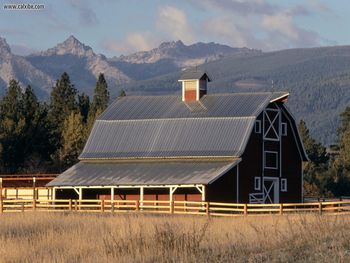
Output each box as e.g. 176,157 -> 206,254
48,71 -> 307,204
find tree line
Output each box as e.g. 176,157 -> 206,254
0,72 -> 119,173
300,107 -> 350,197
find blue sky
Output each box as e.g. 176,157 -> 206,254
0,0 -> 349,57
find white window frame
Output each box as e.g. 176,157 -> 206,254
264,151 -> 278,169
281,178 -> 287,192
263,109 -> 280,141
255,120 -> 261,133
281,122 -> 287,136
254,177 -> 261,190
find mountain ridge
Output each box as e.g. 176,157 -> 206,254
1,35 -> 350,144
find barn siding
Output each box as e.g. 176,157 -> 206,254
238,118 -> 263,203
280,110 -> 303,203
184,90 -> 196,101
206,166 -> 237,203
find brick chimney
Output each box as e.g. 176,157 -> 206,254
178,70 -> 211,102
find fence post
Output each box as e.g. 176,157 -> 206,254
243,204 -> 248,216
69,199 -> 72,211
206,202 -> 209,216
111,201 -> 115,213
279,203 -> 283,215
318,202 -> 322,215
0,194 -> 3,213
101,199 -> 105,213
32,199 -> 36,211
136,200 -> 139,211
170,200 -> 174,214
74,200 -> 78,211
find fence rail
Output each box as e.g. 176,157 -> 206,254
1,198 -> 350,216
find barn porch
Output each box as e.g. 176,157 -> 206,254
48,159 -> 241,202
0,174 -> 57,200
54,184 -> 206,202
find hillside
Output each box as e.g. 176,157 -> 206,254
1,35 -> 350,144
122,46 -> 350,145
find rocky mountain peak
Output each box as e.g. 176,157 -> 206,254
0,37 -> 11,55
38,35 -> 95,57
158,40 -> 185,50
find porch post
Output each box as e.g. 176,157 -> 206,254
32,177 -> 36,200
169,187 -> 173,201
201,185 -> 205,202
0,178 -> 2,200
140,186 -> 144,208
111,187 -> 115,201
79,188 -> 83,200
52,187 -> 56,200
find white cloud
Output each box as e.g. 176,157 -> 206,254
262,13 -> 299,40
186,0 -> 328,50
187,0 -> 278,15
203,17 -> 249,47
156,6 -> 194,44
102,5 -> 195,55
101,32 -> 160,55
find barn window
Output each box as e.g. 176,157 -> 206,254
264,151 -> 278,169
254,177 -> 261,190
281,123 -> 287,136
255,120 -> 261,133
263,109 -> 280,141
281,178 -> 287,192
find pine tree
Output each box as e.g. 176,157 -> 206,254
334,107 -> 350,173
48,72 -> 78,151
119,89 -> 126,97
0,80 -> 26,172
87,73 -> 110,133
298,120 -> 328,165
78,93 -> 90,123
298,119 -> 329,196
91,73 -> 109,113
60,112 -> 85,167
22,86 -> 53,170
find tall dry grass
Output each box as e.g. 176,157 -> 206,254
0,212 -> 350,263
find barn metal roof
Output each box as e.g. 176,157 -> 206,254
99,92 -> 288,121
80,92 -> 289,160
79,117 -> 255,159
47,159 -> 240,187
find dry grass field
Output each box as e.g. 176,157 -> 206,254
0,213 -> 350,263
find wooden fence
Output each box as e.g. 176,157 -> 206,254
1,199 -> 350,216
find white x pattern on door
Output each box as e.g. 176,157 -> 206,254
263,181 -> 275,203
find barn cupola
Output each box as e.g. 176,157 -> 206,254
178,70 -> 211,102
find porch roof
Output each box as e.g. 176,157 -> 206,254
47,159 -> 240,187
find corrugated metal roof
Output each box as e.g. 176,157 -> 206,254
47,159 -> 240,187
98,92 -> 288,121
79,117 -> 255,159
